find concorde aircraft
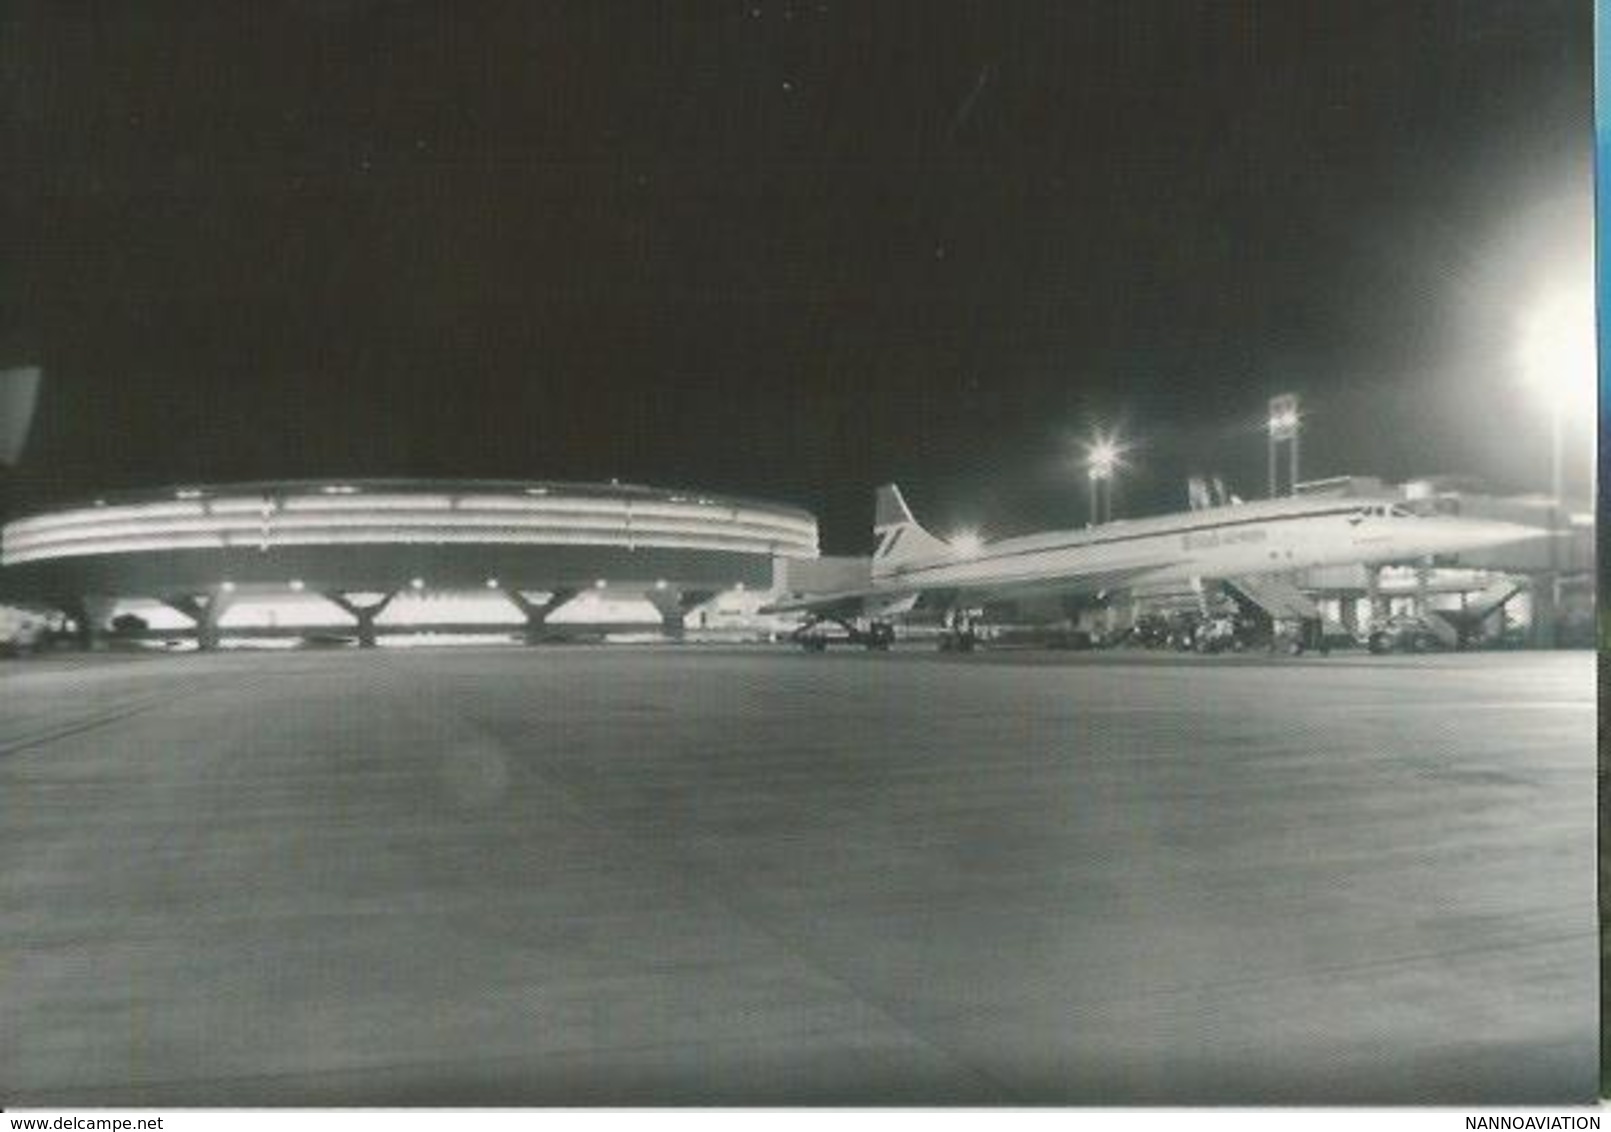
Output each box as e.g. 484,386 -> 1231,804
765,484 -> 1543,652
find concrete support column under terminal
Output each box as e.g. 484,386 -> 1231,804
62,596 -> 115,651
161,590 -> 234,651
643,586 -> 717,641
501,588 -> 577,644
323,591 -> 397,649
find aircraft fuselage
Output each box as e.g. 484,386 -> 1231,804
875,497 -> 1536,603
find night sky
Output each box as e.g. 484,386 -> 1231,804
3,1 -> 1594,551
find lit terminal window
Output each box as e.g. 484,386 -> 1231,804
0,485 -> 821,567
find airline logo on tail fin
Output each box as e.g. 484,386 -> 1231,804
872,484 -> 951,578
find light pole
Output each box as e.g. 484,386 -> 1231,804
1541,385 -> 1566,649
1519,279 -> 1594,646
1267,393 -> 1300,498
1085,435 -> 1121,526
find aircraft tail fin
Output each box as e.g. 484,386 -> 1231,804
872,484 -> 950,579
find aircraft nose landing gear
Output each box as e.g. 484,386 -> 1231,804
938,611 -> 978,652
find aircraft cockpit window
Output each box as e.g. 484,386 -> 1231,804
1349,504 -> 1408,522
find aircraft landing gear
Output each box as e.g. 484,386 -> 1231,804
1302,616 -> 1330,656
938,610 -> 979,652
1271,616 -> 1329,657
792,616 -> 895,652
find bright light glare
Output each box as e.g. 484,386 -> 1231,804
1519,278 -> 1596,414
1084,432 -> 1125,480
949,529 -> 984,557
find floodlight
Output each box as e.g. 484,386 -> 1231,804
950,529 -> 984,557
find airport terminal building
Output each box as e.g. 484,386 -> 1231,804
0,479 -> 821,648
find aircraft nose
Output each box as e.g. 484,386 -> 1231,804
1454,519 -> 1547,550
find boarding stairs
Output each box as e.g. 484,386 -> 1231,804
1422,575 -> 1525,647
1223,575 -> 1321,623
1222,574 -> 1355,651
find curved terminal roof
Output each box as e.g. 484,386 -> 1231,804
1,480 -> 818,601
